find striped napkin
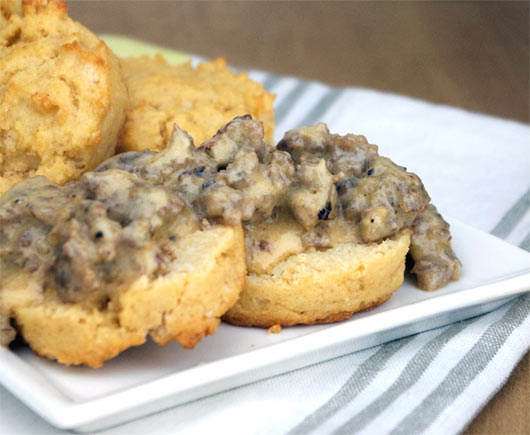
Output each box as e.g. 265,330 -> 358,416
1,57 -> 529,435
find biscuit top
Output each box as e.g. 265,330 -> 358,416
0,0 -> 128,194
1,0 -> 82,47
119,56 -> 275,152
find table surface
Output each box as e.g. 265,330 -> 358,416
67,2 -> 529,434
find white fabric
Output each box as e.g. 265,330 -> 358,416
1,68 -> 529,435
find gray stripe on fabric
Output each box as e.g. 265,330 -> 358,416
262,74 -> 282,93
519,231 -> 530,252
390,293 -> 530,435
287,336 -> 417,435
296,88 -> 342,128
490,187 -> 530,238
274,81 -> 311,125
332,320 -> 474,435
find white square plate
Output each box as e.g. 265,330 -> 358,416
1,217 -> 529,432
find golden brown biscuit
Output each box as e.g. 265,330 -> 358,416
119,56 -> 275,152
0,0 -> 128,195
5,224 -> 245,367
223,223 -> 411,327
0,126 -> 246,367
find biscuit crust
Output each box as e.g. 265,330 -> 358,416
223,229 -> 411,327
7,225 -> 245,367
119,56 -> 275,152
0,0 -> 128,194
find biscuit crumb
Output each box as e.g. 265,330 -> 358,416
267,324 -> 282,334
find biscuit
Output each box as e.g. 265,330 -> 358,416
5,224 -> 245,367
0,0 -> 128,195
0,126 -> 246,367
4,223 -> 244,367
119,56 -> 275,152
223,222 -> 411,327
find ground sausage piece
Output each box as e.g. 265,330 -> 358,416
201,115 -> 267,166
198,181 -> 251,225
223,148 -> 295,222
277,123 -> 331,164
0,177 -> 69,273
409,205 -> 462,291
198,117 -> 296,224
277,123 -> 379,179
329,133 -> 379,178
288,159 -> 341,230
341,157 -> 431,242
51,214 -> 103,302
